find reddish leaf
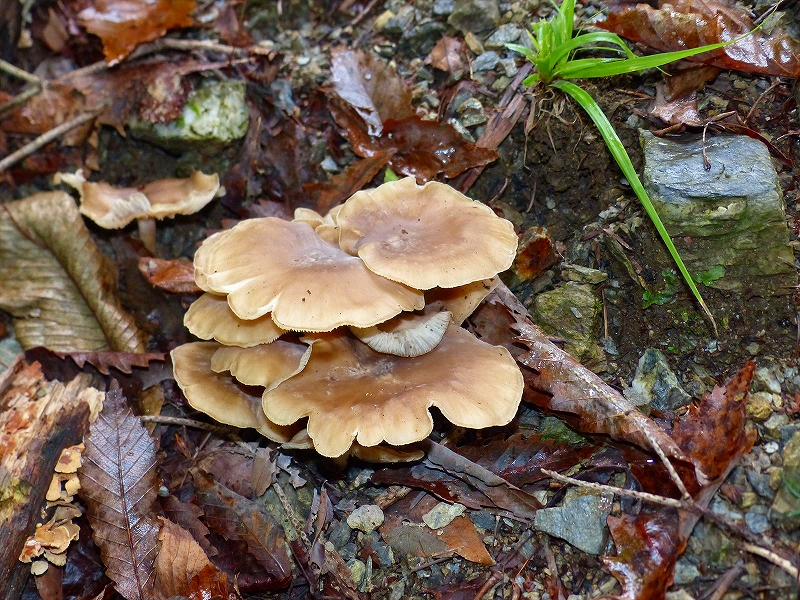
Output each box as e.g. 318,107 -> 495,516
76,0 -> 196,65
602,363 -> 756,600
186,564 -> 236,600
469,283 -> 691,470
304,150 -> 395,214
192,471 -> 292,591
598,0 -> 800,77
138,257 -> 201,294
79,383 -> 161,600
159,496 -> 217,558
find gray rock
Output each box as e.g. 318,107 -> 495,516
641,132 -> 796,295
327,520 -> 352,548
673,558 -> 701,585
422,502 -> 466,529
433,0 -> 455,15
347,504 -> 385,534
456,97 -> 487,127
484,23 -> 525,49
448,0 -> 500,33
530,282 -> 606,371
783,430 -> 800,467
745,506 -> 770,534
129,80 -> 249,149
470,510 -> 496,530
471,50 -> 499,72
561,263 -> 609,284
533,488 -> 613,554
624,348 -> 692,412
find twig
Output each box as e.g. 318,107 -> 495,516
742,543 -> 798,579
0,58 -> 42,118
138,414 -> 234,434
0,109 -> 102,175
642,425 -> 691,500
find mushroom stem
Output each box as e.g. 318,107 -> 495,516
138,217 -> 158,255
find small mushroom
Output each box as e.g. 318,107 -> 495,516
55,170 -> 221,255
426,277 -> 498,325
351,310 -> 452,357
209,336 -> 314,390
262,324 -> 523,458
171,342 -> 300,442
184,292 -> 286,347
193,217 -> 424,331
337,177 -> 518,289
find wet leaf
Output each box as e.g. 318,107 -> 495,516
305,150 -> 395,214
159,496 -> 217,558
0,192 -> 147,353
192,470 -> 292,591
79,384 -> 161,600
602,363 -> 756,599
330,47 -> 414,136
373,440 -> 541,521
185,564 -> 236,600
598,0 -> 800,77
76,0 -> 196,65
650,65 -> 720,126
469,283 -> 690,469
137,257 -> 201,294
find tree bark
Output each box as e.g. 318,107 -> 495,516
0,358 -> 104,600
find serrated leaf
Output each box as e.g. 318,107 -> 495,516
0,192 -> 147,353
153,518 -> 218,600
79,384 -> 160,600
193,471 -> 292,590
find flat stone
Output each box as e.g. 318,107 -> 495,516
447,0 -> 500,33
422,502 -> 466,529
641,132 -> 795,295
347,504 -> 384,534
471,50 -> 499,72
533,488 -> 613,555
484,23 -> 524,49
624,348 -> 691,412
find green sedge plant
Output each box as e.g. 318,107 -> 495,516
507,0 -> 750,334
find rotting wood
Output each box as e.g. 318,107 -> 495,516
0,357 -> 104,600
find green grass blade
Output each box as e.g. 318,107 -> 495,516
506,43 -> 538,63
552,80 -> 717,333
549,32 -> 635,66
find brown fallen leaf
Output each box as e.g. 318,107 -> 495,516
330,47 -> 415,136
137,257 -> 201,294
425,36 -> 466,74
79,383 -> 161,600
159,495 -> 217,558
649,65 -> 720,127
304,150 -> 395,214
469,283 -> 693,474
76,0 -> 196,64
192,470 -> 292,591
597,0 -> 800,77
602,362 -> 757,599
0,192 -> 147,353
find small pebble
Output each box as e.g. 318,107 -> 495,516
347,504 -> 384,534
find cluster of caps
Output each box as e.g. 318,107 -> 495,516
171,177 -> 524,459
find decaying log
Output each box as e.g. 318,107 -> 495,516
0,357 -> 104,600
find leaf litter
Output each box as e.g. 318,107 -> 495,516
1,0 -> 799,598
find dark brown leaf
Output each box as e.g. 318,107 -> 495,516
305,150 -> 395,214
649,65 -> 720,126
76,0 -> 196,65
192,471 -> 292,591
79,383 -> 161,600
137,257 -> 201,294
598,0 -> 800,77
153,518 -> 218,600
186,564 -> 236,600
469,283 -> 692,470
159,496 -> 217,558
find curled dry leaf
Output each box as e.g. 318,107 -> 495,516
598,0 -> 800,77
0,192 -> 147,352
79,384 -> 161,600
77,0 -> 196,65
138,257 -> 201,294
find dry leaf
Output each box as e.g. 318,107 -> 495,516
160,495 -> 217,558
192,471 -> 292,591
138,257 -> 201,294
304,150 -> 395,214
425,36 -> 466,73
77,0 -> 196,65
0,192 -> 147,352
79,383 -> 161,600
153,518 -> 215,600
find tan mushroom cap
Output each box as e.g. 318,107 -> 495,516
281,429 -> 424,462
171,342 -> 298,442
426,277 -> 498,325
262,324 -> 523,458
194,217 -> 424,331
293,205 -> 341,244
185,293 -> 286,347
210,337 -> 314,390
337,177 -> 518,289
351,310 -> 452,357
57,170 -> 220,228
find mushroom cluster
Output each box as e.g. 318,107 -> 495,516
171,177 -> 524,459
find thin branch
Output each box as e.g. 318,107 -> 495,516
540,468 -> 685,508
0,109 -> 102,174
138,414 -> 233,434
642,425 -> 691,500
0,58 -> 42,119
742,543 -> 799,579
